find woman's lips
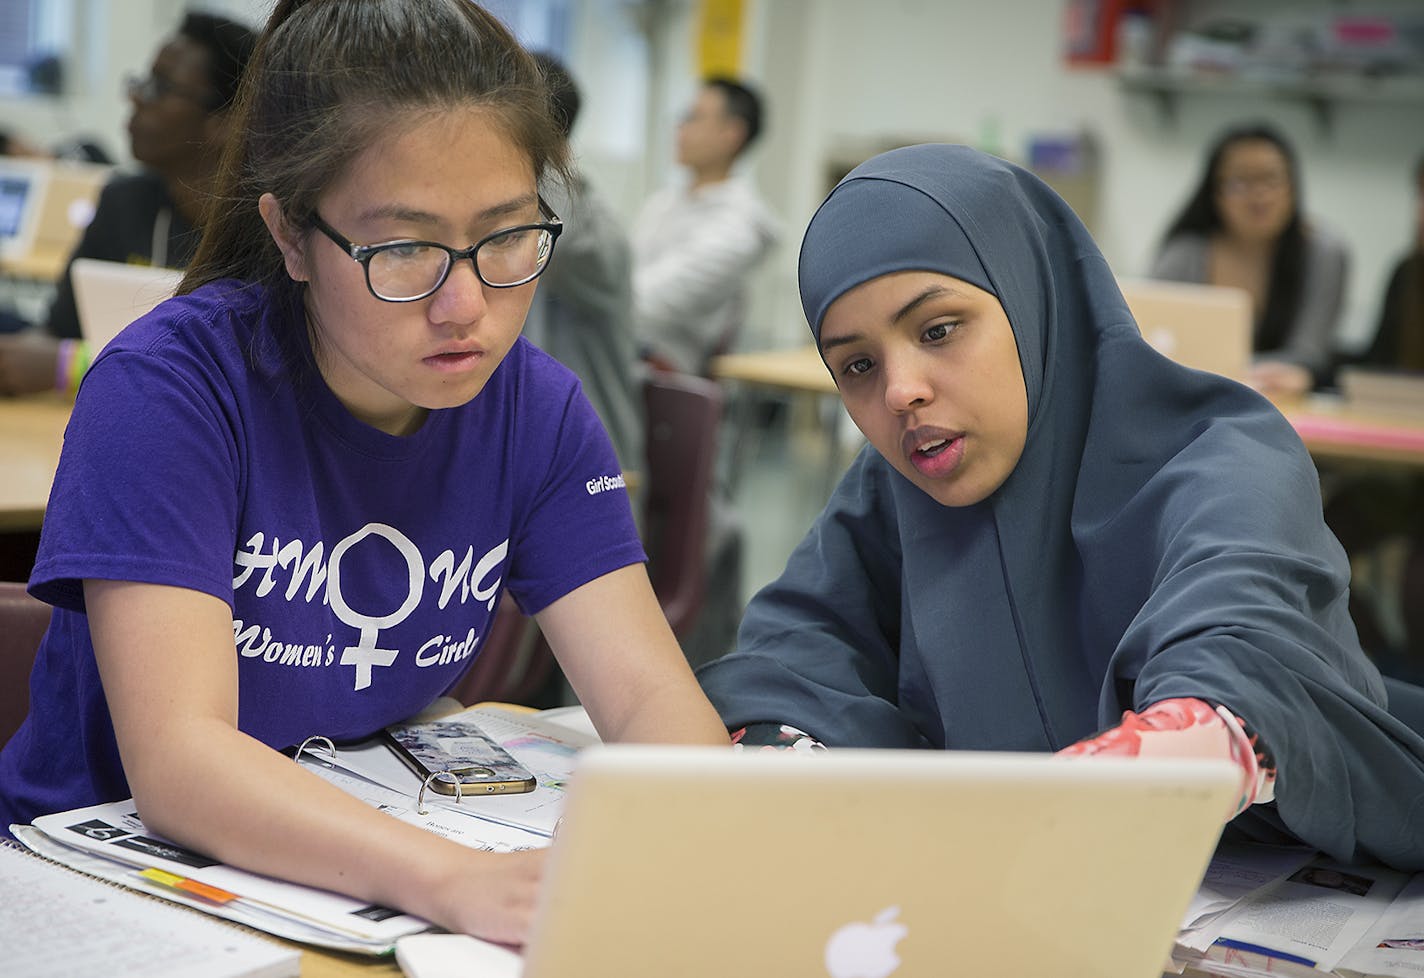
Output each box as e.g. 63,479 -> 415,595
423,349 -> 484,373
903,426 -> 966,478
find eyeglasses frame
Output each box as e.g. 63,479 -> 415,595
124,72 -> 221,110
309,198 -> 564,303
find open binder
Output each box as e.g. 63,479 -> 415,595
11,706 -> 588,954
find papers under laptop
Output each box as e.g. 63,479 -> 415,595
71,257 -> 185,354
1119,278 -> 1253,382
502,745 -> 1238,978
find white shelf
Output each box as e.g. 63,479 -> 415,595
1116,65 -> 1424,132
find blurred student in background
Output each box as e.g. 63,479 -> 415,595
0,12 -> 256,397
1150,122 -> 1349,398
631,76 -> 779,376
1322,153 -> 1424,678
523,51 -> 642,472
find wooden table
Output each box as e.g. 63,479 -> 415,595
0,245 -> 69,285
710,345 -> 1424,473
299,944 -> 402,977
0,392 -> 70,531
710,346 -> 836,397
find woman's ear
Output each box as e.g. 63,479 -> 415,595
258,192 -> 308,282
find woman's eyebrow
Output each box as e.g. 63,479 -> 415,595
353,194 -> 538,229
820,283 -> 972,353
891,284 -> 965,324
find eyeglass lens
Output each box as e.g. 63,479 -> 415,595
367,226 -> 553,300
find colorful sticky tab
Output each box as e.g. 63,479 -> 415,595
138,867 -> 238,904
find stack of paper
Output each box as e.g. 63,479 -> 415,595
1173,846 -> 1424,978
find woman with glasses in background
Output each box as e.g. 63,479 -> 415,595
0,12 -> 258,397
0,0 -> 727,945
1150,122 -> 1350,398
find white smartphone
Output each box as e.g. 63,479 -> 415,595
383,718 -> 537,796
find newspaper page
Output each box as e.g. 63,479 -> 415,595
1336,872 -> 1424,978
1206,858 -> 1409,974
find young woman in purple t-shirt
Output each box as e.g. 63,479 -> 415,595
2,0 -> 726,946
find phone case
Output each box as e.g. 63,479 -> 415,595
383,719 -> 537,795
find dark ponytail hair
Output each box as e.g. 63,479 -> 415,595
1159,122 -> 1305,352
181,0 -> 570,369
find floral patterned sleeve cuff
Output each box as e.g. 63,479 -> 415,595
730,722 -> 828,752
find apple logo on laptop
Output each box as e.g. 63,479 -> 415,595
824,905 -> 907,978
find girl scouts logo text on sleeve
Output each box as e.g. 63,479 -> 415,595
586,472 -> 626,495
231,522 -> 508,691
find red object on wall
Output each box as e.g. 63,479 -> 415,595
1063,0 -> 1140,67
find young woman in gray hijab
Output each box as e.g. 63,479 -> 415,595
696,144 -> 1424,871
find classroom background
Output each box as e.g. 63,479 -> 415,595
4,0 -> 1420,350
2,0 -> 1422,632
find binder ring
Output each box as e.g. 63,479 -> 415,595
293,735 -> 336,766
416,770 -> 464,815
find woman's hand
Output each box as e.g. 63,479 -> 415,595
1248,360 -> 1312,399
429,847 -> 549,946
1057,697 -> 1276,818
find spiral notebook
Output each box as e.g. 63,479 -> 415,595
0,841 -> 299,978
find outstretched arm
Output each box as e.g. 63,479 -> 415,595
88,579 -> 546,945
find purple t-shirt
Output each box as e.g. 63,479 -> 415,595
0,280 -> 644,830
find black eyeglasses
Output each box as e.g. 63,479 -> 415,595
310,200 -> 563,303
124,72 -> 218,108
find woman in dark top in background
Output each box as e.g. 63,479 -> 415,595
1323,154 -> 1424,676
1151,122 -> 1349,397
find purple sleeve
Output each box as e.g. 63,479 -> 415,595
502,373 -> 646,615
29,347 -> 240,612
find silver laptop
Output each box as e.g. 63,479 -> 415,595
1119,278 -> 1253,382
522,745 -> 1238,978
0,158 -> 47,261
30,161 -> 109,259
71,257 -> 184,354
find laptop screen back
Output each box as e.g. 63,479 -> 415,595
71,258 -> 184,354
0,160 -> 46,258
524,746 -> 1236,978
1119,278 -> 1253,383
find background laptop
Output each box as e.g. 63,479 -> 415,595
0,158 -> 48,261
1119,278 -> 1253,383
71,257 -> 184,354
523,745 -> 1238,978
28,161 -> 109,263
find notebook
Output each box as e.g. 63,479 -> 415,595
71,257 -> 185,354
0,841 -> 299,978
519,745 -> 1239,978
0,158 -> 48,260
1337,366 -> 1424,420
1119,278 -> 1253,382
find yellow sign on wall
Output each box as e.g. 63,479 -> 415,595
697,0 -> 745,77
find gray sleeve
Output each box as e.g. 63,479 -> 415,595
695,448 -> 926,748
1275,228 -> 1349,378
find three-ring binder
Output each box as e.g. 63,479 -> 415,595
291,734 -> 468,816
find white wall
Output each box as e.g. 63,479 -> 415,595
5,0 -> 1417,355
